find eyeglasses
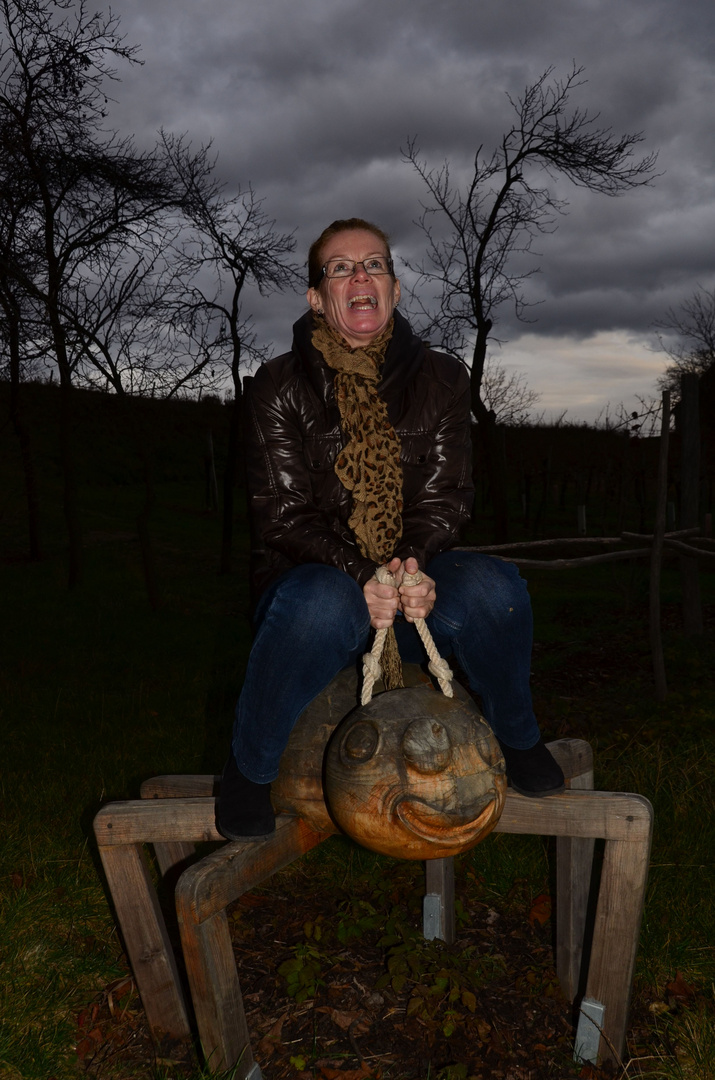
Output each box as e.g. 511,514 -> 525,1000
321,256 -> 393,280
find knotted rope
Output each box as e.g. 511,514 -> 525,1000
361,566 -> 454,706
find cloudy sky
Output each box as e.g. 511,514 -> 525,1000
106,0 -> 715,422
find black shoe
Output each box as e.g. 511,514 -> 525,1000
216,753 -> 276,840
497,737 -> 565,797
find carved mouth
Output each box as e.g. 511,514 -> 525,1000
395,791 -> 504,848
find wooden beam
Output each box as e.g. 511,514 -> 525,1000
556,752 -> 595,1001
585,823 -> 653,1064
94,797 -> 222,845
494,789 -> 652,843
95,841 -> 194,1063
175,817 -> 330,1071
178,907 -> 253,1075
177,816 -> 329,925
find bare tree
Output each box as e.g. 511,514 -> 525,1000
655,287 -> 715,401
162,134 -> 301,573
481,356 -> 541,426
0,133 -> 47,558
0,0 -> 182,585
403,63 -> 657,539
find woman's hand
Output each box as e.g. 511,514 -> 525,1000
363,556 -> 402,629
364,556 -> 437,627
398,556 -> 436,622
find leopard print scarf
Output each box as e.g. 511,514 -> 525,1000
312,315 -> 404,689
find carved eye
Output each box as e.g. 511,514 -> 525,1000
341,722 -> 379,764
402,718 -> 452,774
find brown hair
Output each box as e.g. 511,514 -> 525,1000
307,218 -> 393,289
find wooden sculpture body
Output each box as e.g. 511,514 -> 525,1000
271,664 -> 506,859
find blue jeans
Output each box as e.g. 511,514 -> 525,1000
232,552 -> 541,783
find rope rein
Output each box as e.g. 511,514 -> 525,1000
361,566 -> 454,706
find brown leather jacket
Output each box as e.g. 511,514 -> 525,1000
245,309 -> 474,598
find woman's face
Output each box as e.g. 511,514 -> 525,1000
307,228 -> 401,348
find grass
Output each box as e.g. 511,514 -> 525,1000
0,470 -> 248,1078
1,443 -> 715,1076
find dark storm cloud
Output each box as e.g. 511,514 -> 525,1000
104,0 -> 715,417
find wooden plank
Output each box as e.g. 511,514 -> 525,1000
424,857 -> 455,944
141,774 -> 219,799
494,790 -> 652,843
96,842 -> 193,1061
555,754 -> 595,1001
177,906 -> 253,1073
584,825 -> 653,1064
94,797 -> 222,845
178,815 -> 331,925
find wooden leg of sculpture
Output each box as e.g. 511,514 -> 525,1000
94,800 -> 223,1065
97,844 -> 192,1061
424,858 -> 455,943
494,788 -> 653,1065
552,739 -> 596,1001
175,816 -> 330,1074
578,800 -> 653,1065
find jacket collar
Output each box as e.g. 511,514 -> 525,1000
291,308 -> 426,412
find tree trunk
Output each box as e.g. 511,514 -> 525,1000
475,413 -> 509,543
649,392 -> 670,701
219,354 -> 243,575
7,318 -> 42,560
134,415 -> 161,612
470,321 -> 509,542
678,372 -> 702,636
58,366 -> 82,588
46,282 -> 82,586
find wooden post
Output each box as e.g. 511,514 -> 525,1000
95,837 -> 195,1063
582,802 -> 653,1062
424,858 -> 455,943
555,742 -> 595,1001
679,373 -> 703,635
94,796 -> 226,1063
650,391 -> 670,700
175,817 -> 329,1073
493,789 -> 653,1066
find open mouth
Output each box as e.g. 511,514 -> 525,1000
347,295 -> 378,309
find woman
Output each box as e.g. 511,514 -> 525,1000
217,218 -> 564,841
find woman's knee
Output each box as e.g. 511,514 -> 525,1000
428,550 -> 531,628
